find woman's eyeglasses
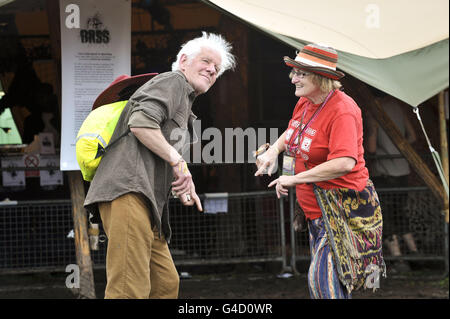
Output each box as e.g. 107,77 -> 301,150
289,69 -> 311,79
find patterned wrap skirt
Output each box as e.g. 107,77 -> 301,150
308,217 -> 351,299
311,179 -> 386,295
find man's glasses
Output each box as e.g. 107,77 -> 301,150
289,69 -> 311,79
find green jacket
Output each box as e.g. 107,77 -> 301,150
84,71 -> 197,242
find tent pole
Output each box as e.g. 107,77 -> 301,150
343,77 -> 448,212
438,91 -> 449,224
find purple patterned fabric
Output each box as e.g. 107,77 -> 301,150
313,179 -> 386,293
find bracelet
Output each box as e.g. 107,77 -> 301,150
269,145 -> 280,155
253,143 -> 281,158
172,159 -> 189,175
170,157 -> 184,167
253,143 -> 270,157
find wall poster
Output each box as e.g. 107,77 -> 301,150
59,0 -> 131,171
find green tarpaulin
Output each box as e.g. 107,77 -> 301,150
267,32 -> 448,107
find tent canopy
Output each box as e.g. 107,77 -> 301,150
205,0 -> 449,106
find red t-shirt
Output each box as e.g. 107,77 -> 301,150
284,90 -> 369,220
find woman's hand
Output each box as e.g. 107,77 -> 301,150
268,175 -> 297,198
254,146 -> 280,176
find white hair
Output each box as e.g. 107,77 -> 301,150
171,31 -> 236,77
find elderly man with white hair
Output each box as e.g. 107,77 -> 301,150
84,32 -> 236,299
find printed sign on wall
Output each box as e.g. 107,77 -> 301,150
59,0 -> 131,171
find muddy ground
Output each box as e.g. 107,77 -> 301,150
0,261 -> 448,299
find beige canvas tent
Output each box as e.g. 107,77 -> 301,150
203,0 -> 449,107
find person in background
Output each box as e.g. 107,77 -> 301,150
366,91 -> 419,272
255,43 -> 385,299
84,32 -> 236,299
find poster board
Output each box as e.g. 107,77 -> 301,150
59,0 -> 131,171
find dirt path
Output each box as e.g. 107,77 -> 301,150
0,266 -> 447,299
178,272 -> 448,299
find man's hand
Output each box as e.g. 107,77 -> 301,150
171,160 -> 192,195
171,160 -> 202,211
178,182 -> 203,212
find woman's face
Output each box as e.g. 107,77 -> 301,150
290,68 -> 322,102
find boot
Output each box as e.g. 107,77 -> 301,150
385,235 -> 411,273
385,234 -> 401,257
402,233 -> 419,254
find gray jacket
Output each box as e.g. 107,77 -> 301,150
84,71 -> 197,242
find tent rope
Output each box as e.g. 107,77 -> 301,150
412,106 -> 449,197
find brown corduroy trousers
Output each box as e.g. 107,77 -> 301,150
99,193 -> 179,299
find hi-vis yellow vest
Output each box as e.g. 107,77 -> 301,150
76,100 -> 128,181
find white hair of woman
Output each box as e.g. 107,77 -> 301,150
172,31 -> 236,77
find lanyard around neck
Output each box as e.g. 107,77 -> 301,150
287,90 -> 335,154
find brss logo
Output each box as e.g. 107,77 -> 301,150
64,4 -> 110,44
80,29 -> 110,44
80,13 -> 110,44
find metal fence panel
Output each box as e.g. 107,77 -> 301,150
378,187 -> 446,259
0,187 -> 446,274
0,200 -> 76,269
292,187 -> 447,263
169,192 -> 282,265
0,191 -> 284,272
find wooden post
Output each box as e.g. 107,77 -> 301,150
67,171 -> 96,299
46,0 -> 96,298
343,76 -> 448,211
438,91 -> 449,223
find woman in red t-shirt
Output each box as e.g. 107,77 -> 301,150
255,44 -> 385,299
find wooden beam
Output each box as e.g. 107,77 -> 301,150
343,76 -> 448,211
438,91 -> 449,223
67,171 -> 96,299
46,0 -> 96,298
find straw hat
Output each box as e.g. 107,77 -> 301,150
283,44 -> 345,80
92,73 -> 158,110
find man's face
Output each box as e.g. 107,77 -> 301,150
180,47 -> 222,95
